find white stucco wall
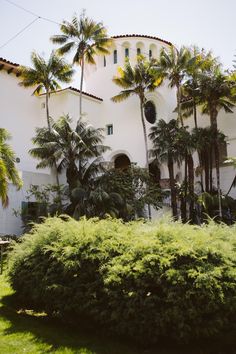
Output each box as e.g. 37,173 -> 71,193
0,68 -> 53,235
1,35 -> 236,234
84,36 -> 177,166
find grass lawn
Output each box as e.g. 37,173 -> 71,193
0,271 -> 235,354
0,272 -> 148,354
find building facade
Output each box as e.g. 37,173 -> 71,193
0,35 -> 236,235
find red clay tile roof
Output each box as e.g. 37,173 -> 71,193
111,34 -> 172,46
0,57 -> 19,67
41,86 -> 103,102
0,57 -> 103,100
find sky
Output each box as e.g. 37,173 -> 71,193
0,0 -> 236,87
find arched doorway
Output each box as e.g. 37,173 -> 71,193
114,154 -> 131,170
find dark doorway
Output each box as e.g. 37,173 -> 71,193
149,160 -> 161,185
114,154 -> 131,170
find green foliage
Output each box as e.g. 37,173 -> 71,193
97,166 -> 163,219
197,191 -> 236,224
13,184 -> 64,232
0,128 -> 22,207
51,11 -> 112,66
8,217 -> 236,343
18,51 -> 74,96
30,114 -> 109,196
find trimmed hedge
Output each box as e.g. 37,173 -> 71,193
8,217 -> 236,342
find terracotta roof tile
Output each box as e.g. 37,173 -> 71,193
0,57 -> 19,67
111,34 -> 172,46
41,86 -> 103,102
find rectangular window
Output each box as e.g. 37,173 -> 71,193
107,124 -> 113,135
149,50 -> 152,59
104,56 -> 106,67
137,48 -> 141,55
125,48 -> 129,58
114,50 -> 117,64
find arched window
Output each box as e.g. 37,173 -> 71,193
149,44 -> 157,59
144,101 -> 156,124
114,154 -> 131,170
137,48 -> 141,55
125,48 -> 129,58
114,50 -> 118,64
104,56 -> 106,67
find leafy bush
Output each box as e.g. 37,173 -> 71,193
8,217 -> 236,343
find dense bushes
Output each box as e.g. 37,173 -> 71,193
8,217 -> 236,343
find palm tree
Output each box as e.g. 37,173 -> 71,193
149,119 -> 180,219
29,115 -> 110,202
198,67 -> 236,217
111,56 -> 162,219
0,129 -> 22,207
18,51 -> 74,196
18,51 -> 74,130
224,157 -> 236,196
111,56 -> 162,170
182,47 -> 217,128
158,46 -> 191,127
51,11 -> 112,121
175,127 -> 196,222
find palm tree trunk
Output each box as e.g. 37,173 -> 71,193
45,89 -> 62,207
211,110 -> 222,219
79,55 -> 85,122
226,175 -> 236,196
176,84 -> 184,127
209,148 -> 213,193
66,163 -> 79,201
188,154 -> 194,222
193,96 -> 198,129
181,153 -> 188,223
140,98 -> 151,220
168,154 -> 178,220
45,90 -> 51,131
203,149 -> 210,193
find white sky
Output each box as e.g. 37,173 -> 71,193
0,0 -> 236,87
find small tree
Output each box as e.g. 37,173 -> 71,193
29,114 -> 110,207
97,166 -> 163,220
0,128 -> 22,207
18,51 -> 74,130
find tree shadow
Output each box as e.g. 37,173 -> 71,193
0,291 -> 141,354
1,290 -> 236,354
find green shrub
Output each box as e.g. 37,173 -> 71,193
8,217 -> 236,343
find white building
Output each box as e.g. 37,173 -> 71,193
1,35 -> 236,235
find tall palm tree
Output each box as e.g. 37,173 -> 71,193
111,56 -> 162,219
18,51 -> 74,130
182,47 -> 216,128
51,11 -> 112,121
158,46 -> 191,127
0,129 -> 22,207
18,51 -> 74,194
175,127 -> 196,222
198,67 -> 236,217
111,56 -> 162,170
29,114 -> 110,200
149,119 -> 180,219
